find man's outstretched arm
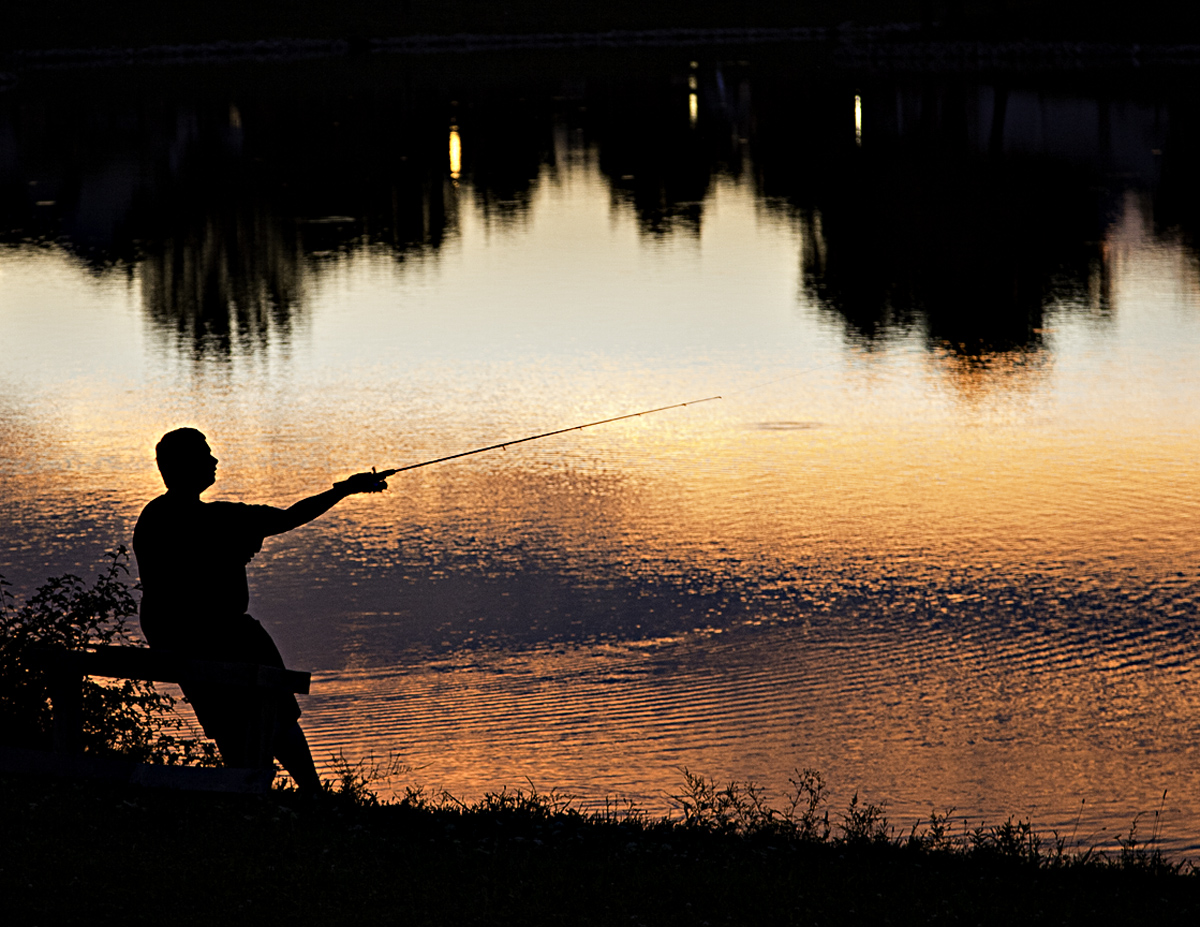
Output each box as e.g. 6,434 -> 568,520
263,471 -> 388,536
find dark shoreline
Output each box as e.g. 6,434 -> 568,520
6,29 -> 1200,76
5,772 -> 1199,925
7,0 -> 1200,73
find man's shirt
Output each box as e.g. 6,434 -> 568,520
133,493 -> 279,647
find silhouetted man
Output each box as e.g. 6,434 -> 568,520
133,427 -> 387,791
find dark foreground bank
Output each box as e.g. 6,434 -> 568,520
4,769 -> 1198,926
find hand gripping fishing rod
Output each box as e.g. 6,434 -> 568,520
375,396 -> 721,478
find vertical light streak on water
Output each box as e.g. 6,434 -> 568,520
449,127 -> 462,181
688,69 -> 699,127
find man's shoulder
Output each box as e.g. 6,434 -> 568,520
205,499 -> 283,533
136,496 -> 278,528
206,499 -> 258,513
138,492 -> 171,512
206,500 -> 280,517
133,493 -> 187,554
135,493 -> 173,529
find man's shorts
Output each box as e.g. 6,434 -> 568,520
145,613 -> 302,765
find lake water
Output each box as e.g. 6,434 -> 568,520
2,52 -> 1200,853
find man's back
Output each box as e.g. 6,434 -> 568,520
133,493 -> 276,648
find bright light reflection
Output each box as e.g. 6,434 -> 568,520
689,62 -> 699,126
449,127 -> 462,181
854,94 -> 862,145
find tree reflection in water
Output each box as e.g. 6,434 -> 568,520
0,54 -> 1192,373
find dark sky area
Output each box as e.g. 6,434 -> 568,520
4,1 -> 1200,53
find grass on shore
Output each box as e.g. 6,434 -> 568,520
4,762 -> 1199,925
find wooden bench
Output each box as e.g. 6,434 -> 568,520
0,645 -> 311,794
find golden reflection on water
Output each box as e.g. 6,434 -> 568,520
302,614 -> 1200,850
449,127 -> 462,182
3,161 -> 1200,850
930,347 -> 1048,403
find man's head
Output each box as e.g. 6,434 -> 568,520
155,427 -> 218,493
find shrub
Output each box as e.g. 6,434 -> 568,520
0,548 -> 214,765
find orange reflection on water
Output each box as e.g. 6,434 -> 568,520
4,159 -> 1200,853
449,127 -> 462,181
929,346 -> 1049,403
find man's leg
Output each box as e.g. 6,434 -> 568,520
274,721 -> 322,792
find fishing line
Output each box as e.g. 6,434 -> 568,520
374,363 -> 835,477
377,396 -> 722,477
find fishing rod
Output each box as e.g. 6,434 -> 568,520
375,396 -> 722,477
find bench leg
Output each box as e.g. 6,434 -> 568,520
48,667 -> 82,753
